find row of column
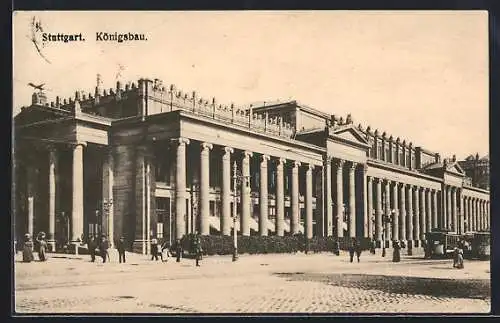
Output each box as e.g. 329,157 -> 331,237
323,157 -> 366,239
463,195 -> 490,232
25,142 -> 115,250
366,179 -> 438,246
173,138 -> 317,240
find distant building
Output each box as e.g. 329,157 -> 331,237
458,154 -> 490,190
13,78 -> 490,253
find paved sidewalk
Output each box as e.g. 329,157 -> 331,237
14,251 -> 491,314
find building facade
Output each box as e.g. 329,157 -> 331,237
13,78 -> 491,253
458,154 -> 490,190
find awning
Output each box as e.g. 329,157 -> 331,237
249,217 -> 259,231
283,218 -> 304,233
208,216 -> 220,232
267,218 -> 275,232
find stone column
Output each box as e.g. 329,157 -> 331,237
348,162 -> 357,238
335,159 -> 345,238
71,143 -> 85,246
478,200 -> 482,230
325,156 -> 333,236
275,158 -> 285,237
241,151 -> 252,236
48,146 -> 57,251
367,176 -> 373,240
446,186 -> 452,230
305,164 -> 314,239
470,198 -> 474,231
291,160 -> 301,234
425,188 -> 432,234
473,198 -> 477,231
481,201 -> 485,230
220,146 -> 232,236
458,192 -> 464,234
199,143 -> 213,235
259,155 -> 270,236
362,165 -> 369,238
451,187 -> 457,232
135,146 -> 147,254
27,166 -> 35,241
399,183 -> 406,242
414,186 -> 420,247
102,148 -> 114,248
442,187 -> 447,229
486,201 -> 490,229
174,138 -> 189,240
407,185 -> 414,248
391,181 -> 399,241
432,190 -> 438,230
384,180 -> 391,245
468,197 -> 473,231
375,178 -> 382,244
145,158 -> 151,255
419,187 -> 425,242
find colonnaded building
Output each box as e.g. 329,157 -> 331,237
13,78 -> 490,253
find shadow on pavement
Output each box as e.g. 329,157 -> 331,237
274,272 -> 490,300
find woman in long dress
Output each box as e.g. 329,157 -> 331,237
22,233 -> 34,263
37,232 -> 47,262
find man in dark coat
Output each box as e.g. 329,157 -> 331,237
392,240 -> 401,262
174,239 -> 183,262
99,235 -> 109,263
88,235 -> 97,262
117,236 -> 126,263
193,232 -> 202,267
151,238 -> 159,261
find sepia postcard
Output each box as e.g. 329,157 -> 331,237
12,10 -> 490,315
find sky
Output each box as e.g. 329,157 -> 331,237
13,11 -> 489,159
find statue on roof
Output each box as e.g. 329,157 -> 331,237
346,114 -> 353,124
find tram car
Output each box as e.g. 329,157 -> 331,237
425,230 -> 461,258
471,231 -> 490,260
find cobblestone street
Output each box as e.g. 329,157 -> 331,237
14,251 -> 490,314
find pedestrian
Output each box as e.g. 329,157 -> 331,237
333,239 -> 340,256
99,235 -> 109,263
151,237 -> 159,261
88,235 -> 97,262
174,238 -> 183,262
370,239 -> 376,255
22,233 -> 34,263
348,238 -> 357,263
392,240 -> 401,262
422,239 -> 430,259
193,232 -> 202,267
355,239 -> 362,262
117,236 -> 126,263
453,240 -> 464,269
36,232 -> 47,262
160,240 -> 171,262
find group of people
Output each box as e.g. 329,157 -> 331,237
86,234 -> 111,263
149,232 -> 203,267
21,232 -> 47,263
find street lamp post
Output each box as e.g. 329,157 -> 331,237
232,162 -> 238,262
103,198 -> 113,246
231,161 -> 250,262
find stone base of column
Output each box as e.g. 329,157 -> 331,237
406,240 -> 414,255
68,242 -> 86,255
132,240 -> 148,254
47,240 -> 56,253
